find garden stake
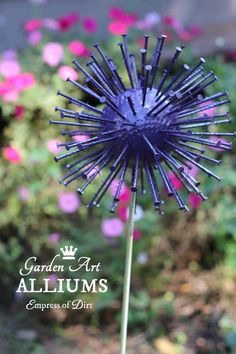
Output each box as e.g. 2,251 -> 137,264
120,191 -> 136,354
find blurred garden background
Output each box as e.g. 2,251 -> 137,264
1,0 -> 236,353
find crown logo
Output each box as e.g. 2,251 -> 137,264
60,246 -> 77,260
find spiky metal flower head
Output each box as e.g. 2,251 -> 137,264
51,34 -> 234,214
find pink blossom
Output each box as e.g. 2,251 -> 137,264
199,100 -> 217,116
58,65 -> 78,81
2,49 -> 17,60
48,274 -> 58,284
209,137 -> 229,151
108,7 -> 137,25
108,22 -> 129,35
178,31 -> 192,42
58,191 -> 80,213
186,163 -> 199,178
27,30 -> 42,46
168,172 -> 182,190
24,18 -> 42,32
135,12 -> 160,30
72,134 -> 89,143
68,40 -> 90,57
43,18 -> 60,31
58,13 -> 79,32
15,105 -> 25,120
118,205 -> 127,222
189,26 -> 203,37
3,146 -> 22,163
133,230 -> 142,240
48,232 -> 60,245
2,89 -> 19,102
162,16 -> 184,33
18,186 -> 30,201
42,42 -> 64,67
9,73 -> 36,91
108,177 -> 127,196
101,218 -> 125,237
82,17 -> 98,33
0,59 -> 21,79
188,193 -> 202,209
47,139 -> 61,154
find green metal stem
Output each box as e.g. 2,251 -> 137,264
120,192 -> 136,354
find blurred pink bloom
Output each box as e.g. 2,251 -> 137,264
178,31 -> 192,42
3,146 -> 22,163
162,16 -> 184,32
188,193 -> 202,209
18,186 -> 30,201
58,13 -> 79,32
186,163 -> 199,178
47,139 -> 61,154
2,89 -> 19,102
42,42 -> 64,67
68,40 -> 90,57
15,105 -> 25,120
168,172 -> 182,190
72,134 -> 89,143
43,18 -> 59,31
58,191 -> 80,213
82,17 -> 98,33
209,137 -> 229,151
9,73 -> 36,91
108,22 -> 129,35
133,230 -> 142,240
2,49 -> 17,60
0,59 -> 21,79
58,65 -> 78,81
199,100 -> 217,116
118,205 -> 127,222
48,232 -> 60,245
48,274 -> 58,284
27,30 -> 42,46
120,186 -> 131,204
189,26 -> 203,37
24,18 -> 42,32
101,218 -> 125,237
108,7 -> 137,25
135,12 -> 160,30
108,177 -> 127,196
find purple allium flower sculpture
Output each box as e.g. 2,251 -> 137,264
51,34 -> 233,214
51,34 -> 233,354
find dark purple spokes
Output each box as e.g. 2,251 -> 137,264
51,34 -> 233,213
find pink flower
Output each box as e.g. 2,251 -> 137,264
185,163 -> 199,178
101,218 -> 125,237
82,17 -> 98,33
189,26 -> 203,37
68,40 -> 90,57
3,146 -> 22,163
199,100 -> 217,116
18,186 -> 30,201
162,16 -> 184,32
48,274 -> 58,284
209,137 -> 229,151
48,233 -> 60,245
27,30 -> 42,46
2,49 -> 17,60
178,31 -> 192,42
24,18 -> 42,32
2,89 -> 19,102
0,59 -> 21,79
47,139 -> 61,154
58,191 -> 80,213
188,193 -> 202,209
43,18 -> 60,31
42,42 -> 64,67
58,13 -> 79,32
133,230 -> 142,240
108,22 -> 129,35
135,12 -> 160,30
58,65 -> 78,81
15,105 -> 25,120
9,73 -> 36,91
72,134 -> 89,143
168,172 -> 182,190
108,177 -> 127,196
108,7 -> 137,25
118,205 -> 127,222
